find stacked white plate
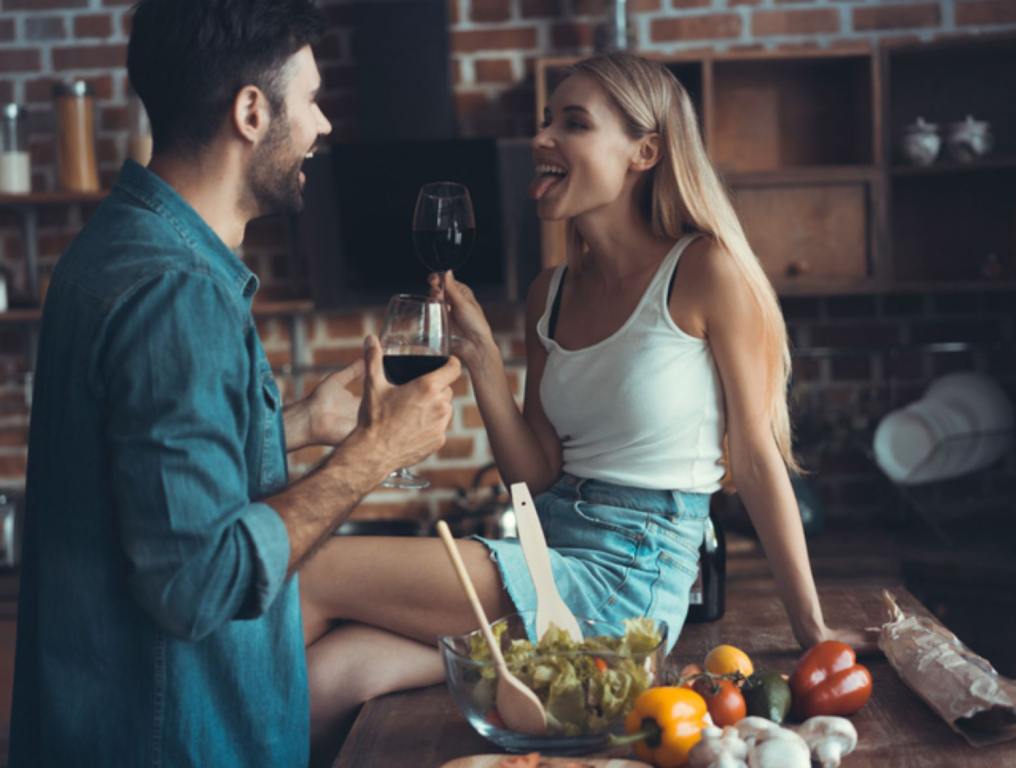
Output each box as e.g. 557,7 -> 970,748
873,372 -> 1014,485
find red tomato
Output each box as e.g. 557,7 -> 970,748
690,677 -> 747,727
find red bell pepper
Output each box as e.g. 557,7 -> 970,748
789,640 -> 873,718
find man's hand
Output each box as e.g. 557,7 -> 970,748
344,335 -> 459,475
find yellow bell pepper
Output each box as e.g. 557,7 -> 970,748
616,686 -> 709,768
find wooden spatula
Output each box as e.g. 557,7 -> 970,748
510,482 -> 583,642
435,521 -> 547,735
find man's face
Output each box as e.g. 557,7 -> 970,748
248,45 -> 332,215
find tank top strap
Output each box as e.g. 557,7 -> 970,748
645,233 -> 703,308
537,264 -> 568,340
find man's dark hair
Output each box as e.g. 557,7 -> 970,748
128,0 -> 326,156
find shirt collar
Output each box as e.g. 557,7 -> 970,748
114,160 -> 259,300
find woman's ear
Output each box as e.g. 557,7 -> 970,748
631,133 -> 662,172
231,85 -> 271,146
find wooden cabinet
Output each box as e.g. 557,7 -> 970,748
534,34 -> 1016,295
885,36 -> 1016,284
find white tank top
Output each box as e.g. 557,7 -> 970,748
537,235 -> 725,493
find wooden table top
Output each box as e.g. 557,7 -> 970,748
334,585 -> 1016,768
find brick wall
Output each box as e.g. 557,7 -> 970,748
0,0 -> 1014,525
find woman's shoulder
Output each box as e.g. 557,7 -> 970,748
679,235 -> 752,303
673,235 -> 759,333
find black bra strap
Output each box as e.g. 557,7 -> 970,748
547,267 -> 568,341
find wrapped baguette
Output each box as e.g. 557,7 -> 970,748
878,589 -> 1016,746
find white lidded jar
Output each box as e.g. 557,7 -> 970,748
0,103 -> 31,194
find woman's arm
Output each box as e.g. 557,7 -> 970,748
283,360 -> 364,452
680,240 -> 877,652
438,270 -> 563,493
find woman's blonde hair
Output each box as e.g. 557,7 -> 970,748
564,52 -> 801,485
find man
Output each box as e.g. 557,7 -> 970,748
9,0 -> 459,764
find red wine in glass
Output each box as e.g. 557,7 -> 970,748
383,354 -> 449,385
413,182 -> 475,287
379,294 -> 450,490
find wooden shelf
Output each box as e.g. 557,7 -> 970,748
533,34 -> 1016,291
251,299 -> 315,316
773,278 -> 1016,296
890,156 -> 1016,176
0,191 -> 108,207
723,165 -> 879,187
0,309 -> 41,325
0,300 -> 317,326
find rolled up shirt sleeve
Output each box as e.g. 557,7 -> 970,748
97,268 -> 290,641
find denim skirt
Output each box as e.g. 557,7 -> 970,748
473,473 -> 710,654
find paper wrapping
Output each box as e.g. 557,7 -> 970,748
878,589 -> 1016,746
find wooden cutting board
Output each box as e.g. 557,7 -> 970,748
439,756 -> 651,768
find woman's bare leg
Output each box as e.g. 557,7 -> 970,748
307,621 -> 444,768
300,535 -> 514,645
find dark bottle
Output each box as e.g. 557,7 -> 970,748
382,354 -> 449,385
686,514 -> 726,623
412,227 -> 476,273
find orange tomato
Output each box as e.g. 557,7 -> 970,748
704,644 -> 754,678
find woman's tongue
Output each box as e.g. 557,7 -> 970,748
529,174 -> 564,200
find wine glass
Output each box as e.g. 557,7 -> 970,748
412,182 -> 476,292
379,294 -> 450,490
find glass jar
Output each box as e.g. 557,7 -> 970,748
595,0 -> 636,52
0,103 -> 31,194
0,493 -> 18,568
53,80 -> 99,192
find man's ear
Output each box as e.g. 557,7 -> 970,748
631,133 -> 662,172
231,85 -> 271,145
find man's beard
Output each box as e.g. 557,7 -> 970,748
247,114 -> 304,216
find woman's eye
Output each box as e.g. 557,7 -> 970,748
567,121 -> 587,131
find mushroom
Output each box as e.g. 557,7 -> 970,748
795,716 -> 858,768
733,716 -> 782,748
688,725 -> 748,768
736,717 -> 810,768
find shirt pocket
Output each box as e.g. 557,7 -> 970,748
256,361 -> 287,495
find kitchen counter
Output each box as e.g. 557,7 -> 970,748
334,585 -> 1016,768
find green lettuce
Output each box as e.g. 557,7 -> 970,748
467,618 -> 661,736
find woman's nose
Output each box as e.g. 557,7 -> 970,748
531,126 -> 553,152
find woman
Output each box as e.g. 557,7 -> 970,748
300,52 -> 875,760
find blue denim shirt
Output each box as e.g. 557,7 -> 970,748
10,161 -> 306,766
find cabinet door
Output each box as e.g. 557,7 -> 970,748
731,182 -> 871,282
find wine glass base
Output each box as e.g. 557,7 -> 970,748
381,468 -> 431,490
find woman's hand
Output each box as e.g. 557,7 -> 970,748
429,271 -> 497,369
305,359 -> 365,445
800,624 -> 882,657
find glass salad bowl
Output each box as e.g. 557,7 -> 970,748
438,612 -> 668,755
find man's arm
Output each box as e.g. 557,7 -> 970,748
270,336 -> 458,574
100,272 -> 457,640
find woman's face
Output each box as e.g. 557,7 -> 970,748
530,73 -> 646,221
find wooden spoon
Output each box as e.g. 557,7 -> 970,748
435,521 -> 547,735
510,482 -> 583,642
